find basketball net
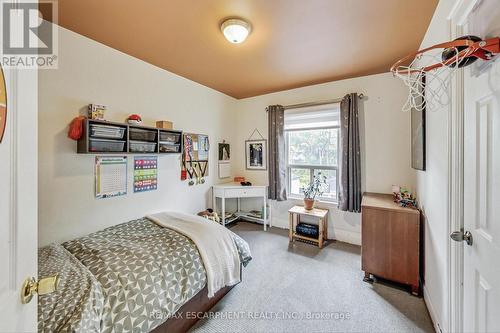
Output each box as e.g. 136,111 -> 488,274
393,46 -> 474,112
391,37 -> 500,112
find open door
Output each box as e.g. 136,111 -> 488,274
461,1 -> 500,331
463,53 -> 500,332
0,65 -> 39,329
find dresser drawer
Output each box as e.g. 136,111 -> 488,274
224,187 -> 265,198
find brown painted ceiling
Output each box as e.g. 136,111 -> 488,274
46,0 -> 438,99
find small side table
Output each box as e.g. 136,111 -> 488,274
288,205 -> 328,248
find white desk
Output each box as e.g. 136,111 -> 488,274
212,183 -> 269,231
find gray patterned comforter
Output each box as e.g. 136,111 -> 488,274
38,244 -> 105,333
38,217 -> 251,333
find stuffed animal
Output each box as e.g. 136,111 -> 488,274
197,209 -> 220,223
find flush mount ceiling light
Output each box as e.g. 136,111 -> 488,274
221,18 -> 251,44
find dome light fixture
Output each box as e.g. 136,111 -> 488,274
221,18 -> 251,44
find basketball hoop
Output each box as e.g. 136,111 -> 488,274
391,36 -> 500,112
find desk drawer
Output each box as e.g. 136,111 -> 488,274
224,187 -> 265,198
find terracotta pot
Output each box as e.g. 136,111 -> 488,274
304,198 -> 315,210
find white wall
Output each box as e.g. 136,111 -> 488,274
232,73 -> 415,245
38,26 -> 238,246
416,0 -> 456,332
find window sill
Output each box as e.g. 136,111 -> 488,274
287,195 -> 338,206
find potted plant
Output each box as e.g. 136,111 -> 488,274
302,173 -> 327,210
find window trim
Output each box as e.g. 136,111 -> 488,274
285,126 -> 340,202
285,125 -> 339,132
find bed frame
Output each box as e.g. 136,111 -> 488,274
152,284 -> 235,333
152,266 -> 242,333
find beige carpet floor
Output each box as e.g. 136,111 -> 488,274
190,222 -> 434,333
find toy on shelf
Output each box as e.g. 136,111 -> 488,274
127,114 -> 142,125
88,104 -> 106,120
392,185 -> 418,209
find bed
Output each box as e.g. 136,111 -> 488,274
38,213 -> 251,333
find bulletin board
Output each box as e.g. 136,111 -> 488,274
181,133 -> 209,185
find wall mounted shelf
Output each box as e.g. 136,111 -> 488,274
77,119 -> 183,154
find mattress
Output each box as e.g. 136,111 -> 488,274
38,217 -> 251,333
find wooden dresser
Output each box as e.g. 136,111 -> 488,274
361,192 -> 421,295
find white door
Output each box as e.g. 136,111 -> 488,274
0,67 -> 38,330
463,3 -> 500,331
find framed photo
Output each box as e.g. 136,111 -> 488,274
245,139 -> 267,170
411,74 -> 426,171
218,143 -> 230,161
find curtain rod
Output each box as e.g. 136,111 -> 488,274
283,93 -> 364,110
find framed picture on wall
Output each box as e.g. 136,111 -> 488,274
245,139 -> 267,170
218,143 -> 230,161
411,74 -> 426,171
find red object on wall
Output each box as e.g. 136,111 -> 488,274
68,116 -> 86,140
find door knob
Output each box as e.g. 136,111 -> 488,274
21,274 -> 59,304
450,230 -> 473,246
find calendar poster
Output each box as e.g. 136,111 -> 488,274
95,156 -> 127,199
134,156 -> 158,193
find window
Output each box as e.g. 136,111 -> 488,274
285,104 -> 340,201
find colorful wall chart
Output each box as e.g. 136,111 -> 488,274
95,156 -> 128,199
134,156 -> 158,192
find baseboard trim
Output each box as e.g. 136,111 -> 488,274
332,228 -> 361,246
423,285 -> 442,333
270,216 -> 361,246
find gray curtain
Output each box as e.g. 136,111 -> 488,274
267,105 -> 287,201
339,93 -> 362,212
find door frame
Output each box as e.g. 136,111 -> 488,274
447,0 -> 484,332
6,61 -> 19,290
